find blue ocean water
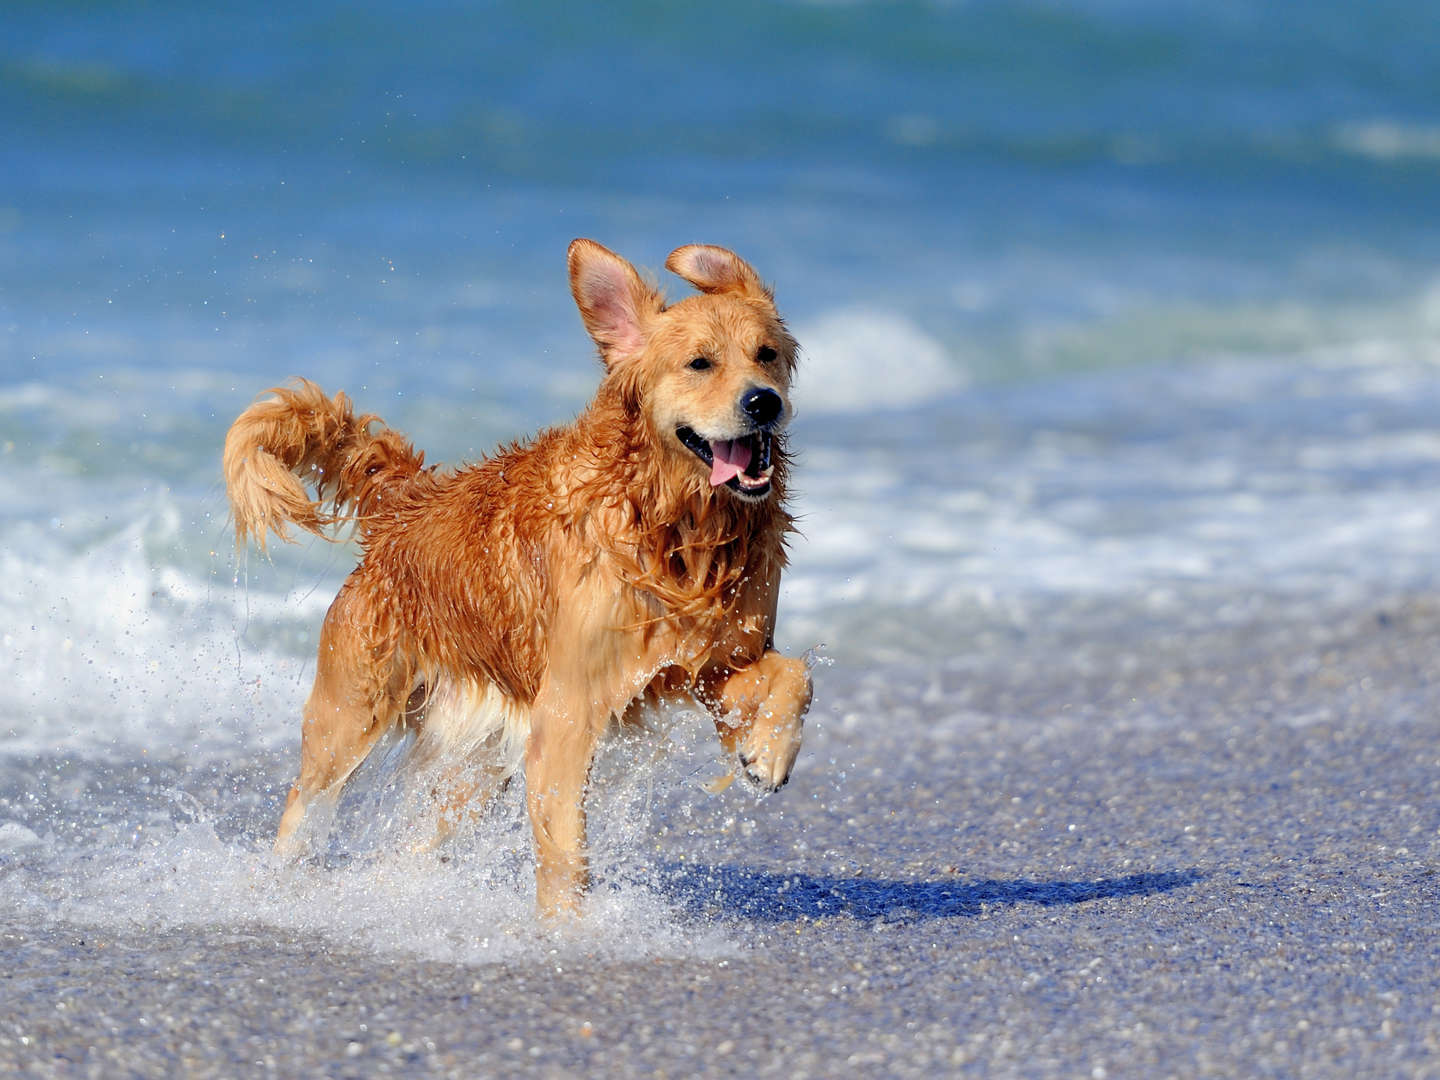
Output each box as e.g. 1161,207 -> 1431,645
2,0 -> 1440,955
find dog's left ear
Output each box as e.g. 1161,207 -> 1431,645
569,238 -> 663,363
666,244 -> 772,301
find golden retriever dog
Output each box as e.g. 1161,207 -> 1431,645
223,240 -> 813,916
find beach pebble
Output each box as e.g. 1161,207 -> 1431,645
0,822 -> 41,852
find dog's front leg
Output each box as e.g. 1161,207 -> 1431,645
701,652 -> 813,792
525,686 -> 601,918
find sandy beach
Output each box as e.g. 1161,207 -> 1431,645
4,592 -> 1437,1079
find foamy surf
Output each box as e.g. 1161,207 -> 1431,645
0,512 -> 320,758
0,714 -> 756,967
793,309 -> 964,413
2,819 -> 737,966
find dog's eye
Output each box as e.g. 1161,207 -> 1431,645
688,357 -> 712,371
756,345 -> 777,365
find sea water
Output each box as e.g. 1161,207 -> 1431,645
3,0 -> 1440,962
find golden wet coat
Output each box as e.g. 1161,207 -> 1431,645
222,240 -> 814,916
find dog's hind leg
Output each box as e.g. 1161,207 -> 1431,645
413,753 -> 513,852
400,680 -> 527,851
274,585 -> 409,857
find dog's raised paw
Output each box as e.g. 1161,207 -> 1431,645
737,744 -> 796,794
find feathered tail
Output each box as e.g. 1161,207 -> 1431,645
222,378 -> 424,550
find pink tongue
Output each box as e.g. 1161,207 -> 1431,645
709,438 -> 752,486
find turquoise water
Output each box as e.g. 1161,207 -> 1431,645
6,0 -> 1439,389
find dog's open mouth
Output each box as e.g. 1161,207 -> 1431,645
676,426 -> 774,497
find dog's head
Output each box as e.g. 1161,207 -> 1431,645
568,238 -> 797,503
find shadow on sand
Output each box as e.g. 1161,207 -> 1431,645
656,863 -> 1204,923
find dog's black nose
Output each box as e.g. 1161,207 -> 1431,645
740,387 -> 783,428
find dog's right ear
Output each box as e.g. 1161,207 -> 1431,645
568,239 -> 662,364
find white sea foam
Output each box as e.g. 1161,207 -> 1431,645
784,463 -> 1440,629
0,820 -> 43,852
0,715 -> 744,964
1333,120 -> 1440,162
792,309 -> 964,413
0,504 -> 320,758
12,820 -> 736,965
779,348 -> 1440,659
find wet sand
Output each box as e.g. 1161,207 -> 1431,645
3,595 -> 1439,1078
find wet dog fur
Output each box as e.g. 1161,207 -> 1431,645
222,240 -> 812,916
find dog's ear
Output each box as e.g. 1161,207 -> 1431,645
568,239 -> 662,362
665,244 -> 771,300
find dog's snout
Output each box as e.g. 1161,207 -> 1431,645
741,386 -> 783,428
